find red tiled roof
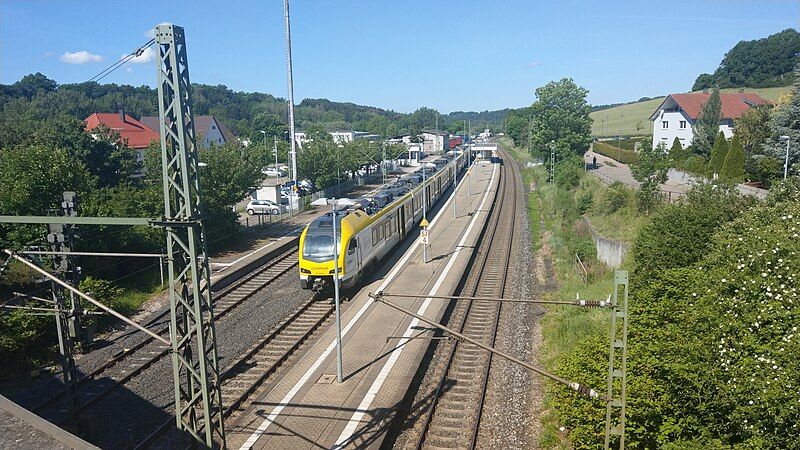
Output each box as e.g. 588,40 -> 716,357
85,112 -> 159,149
668,92 -> 770,120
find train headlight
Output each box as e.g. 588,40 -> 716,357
300,268 -> 311,274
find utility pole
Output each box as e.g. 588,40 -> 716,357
284,0 -> 298,215
155,23 -> 225,448
274,136 -> 279,187
550,140 -> 556,183
47,192 -> 81,424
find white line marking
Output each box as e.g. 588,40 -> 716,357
332,163 -> 497,448
238,158 -> 477,450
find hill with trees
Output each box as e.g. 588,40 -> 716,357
693,28 -> 800,90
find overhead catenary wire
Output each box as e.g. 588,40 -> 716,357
87,39 -> 155,83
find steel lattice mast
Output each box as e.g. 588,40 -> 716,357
154,23 -> 225,448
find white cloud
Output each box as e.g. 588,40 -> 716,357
144,28 -> 155,39
126,67 -> 133,73
126,46 -> 156,64
60,50 -> 103,64
524,61 -> 542,69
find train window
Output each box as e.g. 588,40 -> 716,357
372,228 -> 378,245
348,238 -> 358,255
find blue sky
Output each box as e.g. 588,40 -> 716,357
1,0 -> 797,113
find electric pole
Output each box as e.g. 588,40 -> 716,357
155,23 -> 225,448
284,0 -> 298,213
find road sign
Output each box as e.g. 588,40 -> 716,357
420,218 -> 429,228
421,228 -> 429,244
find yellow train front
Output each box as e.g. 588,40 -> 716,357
298,208 -> 368,290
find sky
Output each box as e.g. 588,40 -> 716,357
1,0 -> 797,113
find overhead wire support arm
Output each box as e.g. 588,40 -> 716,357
3,250 -> 169,345
376,292 -> 613,308
370,292 -> 602,399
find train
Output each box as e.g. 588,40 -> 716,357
298,150 -> 470,290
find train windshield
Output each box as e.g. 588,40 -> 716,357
303,234 -> 338,260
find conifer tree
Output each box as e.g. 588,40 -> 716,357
707,131 -> 729,178
764,62 -> 800,176
669,136 -> 687,165
721,135 -> 746,183
692,88 -> 722,157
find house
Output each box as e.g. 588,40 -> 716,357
421,130 -> 448,154
650,91 -> 770,149
140,115 -> 238,148
329,130 -> 371,144
449,136 -> 463,149
294,132 -> 308,148
407,143 -> 424,164
84,110 -> 159,170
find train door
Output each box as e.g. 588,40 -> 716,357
399,203 -> 406,238
346,237 -> 360,275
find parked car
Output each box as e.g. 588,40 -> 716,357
246,199 -> 281,215
262,167 -> 286,177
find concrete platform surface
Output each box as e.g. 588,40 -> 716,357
228,161 -> 500,449
0,394 -> 99,450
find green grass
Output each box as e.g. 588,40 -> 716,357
590,85 -> 793,137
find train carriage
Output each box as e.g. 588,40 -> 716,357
298,151 -> 468,290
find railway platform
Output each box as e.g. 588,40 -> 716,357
228,160 -> 501,449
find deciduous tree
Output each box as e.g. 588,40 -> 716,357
528,78 -> 592,158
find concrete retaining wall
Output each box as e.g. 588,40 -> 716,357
581,217 -> 629,268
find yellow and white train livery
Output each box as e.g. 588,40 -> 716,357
298,152 -> 468,289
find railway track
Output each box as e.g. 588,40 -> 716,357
133,292 -> 338,448
410,151 -> 518,449
31,247 -> 299,426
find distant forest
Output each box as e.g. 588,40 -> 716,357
693,28 -> 800,90
0,74 -> 505,144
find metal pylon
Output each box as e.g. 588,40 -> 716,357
604,270 -> 629,449
155,23 -> 225,448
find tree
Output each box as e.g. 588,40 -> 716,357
763,62 -> 800,175
692,73 -> 715,91
0,145 -> 93,249
693,29 -> 800,89
632,143 -> 670,212
734,105 -> 772,155
707,132 -> 729,178
720,135 -> 746,183
527,78 -> 592,158
668,137 -> 687,165
692,89 -> 722,157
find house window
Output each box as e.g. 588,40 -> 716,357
679,120 -> 687,129
661,121 -> 669,129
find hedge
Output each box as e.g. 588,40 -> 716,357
593,142 -> 639,164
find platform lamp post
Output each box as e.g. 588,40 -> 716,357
311,197 -> 355,383
421,162 -> 436,263
780,135 -> 791,180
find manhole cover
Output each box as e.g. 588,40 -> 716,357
317,374 -> 336,384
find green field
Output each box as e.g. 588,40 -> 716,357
590,85 -> 792,137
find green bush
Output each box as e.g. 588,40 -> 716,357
555,158 -> 584,190
577,190 -> 594,214
593,142 -> 639,164
603,181 -> 632,213
631,184 -> 752,282
707,132 -> 729,178
720,135 -> 746,183
681,154 -> 707,175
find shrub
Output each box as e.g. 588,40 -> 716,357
682,154 -> 707,175
604,181 -> 632,212
577,190 -> 594,214
707,132 -> 729,178
631,184 -> 752,283
745,154 -> 781,187
593,142 -> 639,164
555,158 -> 584,190
669,137 -> 688,165
720,135 -> 745,183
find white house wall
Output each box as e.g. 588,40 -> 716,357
203,118 -> 226,147
652,111 -> 694,149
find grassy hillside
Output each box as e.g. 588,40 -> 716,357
590,85 -> 792,137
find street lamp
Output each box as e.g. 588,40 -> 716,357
421,162 -> 436,264
780,135 -> 791,180
310,197 -> 356,383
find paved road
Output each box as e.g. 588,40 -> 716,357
584,149 -> 767,201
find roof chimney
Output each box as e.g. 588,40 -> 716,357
118,108 -> 125,122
